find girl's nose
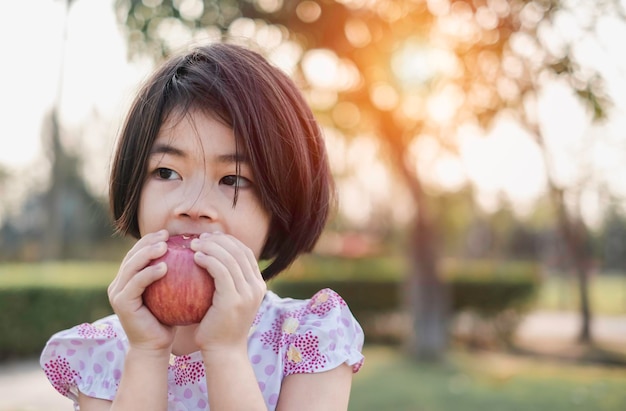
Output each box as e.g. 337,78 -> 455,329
174,180 -> 219,221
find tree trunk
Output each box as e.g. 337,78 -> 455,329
381,117 -> 449,360
405,199 -> 449,360
537,129 -> 593,344
43,110 -> 64,260
555,203 -> 592,343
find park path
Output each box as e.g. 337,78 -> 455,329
1,310 -> 624,411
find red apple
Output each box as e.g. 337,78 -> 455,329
143,234 -> 215,326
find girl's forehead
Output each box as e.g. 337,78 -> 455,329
154,109 -> 240,155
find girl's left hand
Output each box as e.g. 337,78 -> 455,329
190,232 -> 267,353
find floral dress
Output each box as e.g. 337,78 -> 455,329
40,288 -> 365,410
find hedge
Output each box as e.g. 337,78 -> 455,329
0,287 -> 113,360
271,257 -> 539,315
270,257 -> 540,346
0,258 -> 539,359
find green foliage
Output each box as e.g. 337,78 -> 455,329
273,256 -> 538,315
444,259 -> 540,315
271,256 -> 539,346
350,346 -> 626,411
0,262 -> 115,360
0,287 -> 112,360
0,259 -> 552,358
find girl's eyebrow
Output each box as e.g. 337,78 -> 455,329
150,142 -> 186,158
150,143 -> 249,163
216,153 -> 249,164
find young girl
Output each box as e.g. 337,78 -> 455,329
40,42 -> 364,410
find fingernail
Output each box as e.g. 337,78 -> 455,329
200,233 -> 211,239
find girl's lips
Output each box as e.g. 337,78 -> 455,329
167,234 -> 200,248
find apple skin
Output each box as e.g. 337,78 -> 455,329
143,234 -> 215,326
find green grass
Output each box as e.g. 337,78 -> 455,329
2,261 -> 625,314
537,274 -> 626,315
350,346 -> 626,411
0,261 -> 116,289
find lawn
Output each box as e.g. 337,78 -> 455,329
1,262 -> 625,410
0,261 -> 116,288
1,261 -> 625,314
350,346 -> 626,411
538,273 -> 626,315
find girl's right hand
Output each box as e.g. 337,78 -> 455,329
107,229 -> 175,352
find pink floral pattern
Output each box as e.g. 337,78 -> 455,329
76,322 -> 117,339
40,288 -> 364,410
171,355 -> 206,386
42,356 -> 80,397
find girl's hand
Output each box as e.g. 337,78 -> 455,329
190,232 -> 267,354
108,229 -> 175,352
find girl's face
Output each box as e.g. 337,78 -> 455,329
137,109 -> 271,259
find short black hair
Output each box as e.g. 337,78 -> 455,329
109,42 -> 334,280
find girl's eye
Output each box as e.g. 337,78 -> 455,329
155,168 -> 180,180
220,175 -> 251,188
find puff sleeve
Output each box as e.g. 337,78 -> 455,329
276,288 -> 365,376
39,315 -> 127,406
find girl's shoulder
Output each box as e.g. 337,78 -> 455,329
39,314 -> 127,404
259,288 -> 359,325
253,288 -> 365,375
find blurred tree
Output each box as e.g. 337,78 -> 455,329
601,206 -> 626,272
18,0 -> 116,261
0,108 -> 114,261
114,0 -> 623,352
43,0 -> 78,259
0,166 -> 8,215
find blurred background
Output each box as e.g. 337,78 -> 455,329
1,0 -> 625,410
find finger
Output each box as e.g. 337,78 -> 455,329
193,234 -> 255,291
110,241 -> 167,296
193,252 -> 235,298
109,237 -> 168,296
121,229 -> 168,266
109,262 -> 167,311
198,233 -> 260,280
214,234 -> 264,287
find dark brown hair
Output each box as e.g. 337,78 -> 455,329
109,42 -> 334,280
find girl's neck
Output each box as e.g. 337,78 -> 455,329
171,324 -> 201,356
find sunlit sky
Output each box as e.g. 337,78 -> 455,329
2,0 -> 626,227
0,0 -> 150,213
